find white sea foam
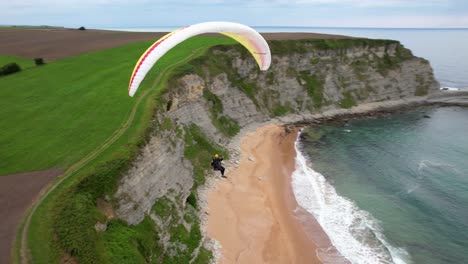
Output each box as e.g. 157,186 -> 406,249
418,160 -> 460,174
291,133 -> 411,264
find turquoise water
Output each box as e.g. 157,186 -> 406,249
299,107 -> 468,263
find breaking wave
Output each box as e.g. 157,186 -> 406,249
291,133 -> 411,264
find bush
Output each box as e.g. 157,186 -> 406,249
101,218 -> 162,264
55,192 -> 100,263
187,191 -> 198,208
34,57 -> 45,66
0,62 -> 21,76
184,124 -> 228,188
298,72 -> 324,109
340,92 -> 357,109
78,26 -> 86,30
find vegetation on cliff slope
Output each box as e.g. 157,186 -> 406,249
268,38 -> 412,56
202,88 -> 241,137
172,37 -> 419,114
298,71 -> 325,109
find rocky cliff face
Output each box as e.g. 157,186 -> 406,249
113,38 -> 439,261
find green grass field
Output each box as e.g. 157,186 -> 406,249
0,36 -> 236,263
0,37 -> 234,176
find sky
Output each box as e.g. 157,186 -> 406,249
1,0 -> 468,29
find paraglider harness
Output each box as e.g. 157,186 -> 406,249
211,156 -> 225,177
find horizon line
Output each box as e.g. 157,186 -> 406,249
2,24 -> 468,30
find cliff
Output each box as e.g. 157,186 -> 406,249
112,38 -> 439,262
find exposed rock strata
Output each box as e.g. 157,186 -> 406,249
115,41 -> 439,225
109,41 -> 446,263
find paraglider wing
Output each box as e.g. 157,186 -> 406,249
128,21 -> 271,97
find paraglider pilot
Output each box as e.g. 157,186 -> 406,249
211,154 -> 226,178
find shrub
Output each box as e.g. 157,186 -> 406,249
187,191 -> 198,208
76,150 -> 133,200
193,247 -> 213,264
272,103 -> 292,117
101,218 -> 162,263
55,192 -> 100,263
34,57 -> 45,66
415,75 -> 429,96
78,26 -> 86,30
340,92 -> 357,109
166,100 -> 173,111
0,62 -> 21,76
184,124 -> 228,188
202,88 -> 240,137
298,72 -> 324,109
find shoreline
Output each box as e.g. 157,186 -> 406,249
203,125 -> 339,263
200,92 -> 468,263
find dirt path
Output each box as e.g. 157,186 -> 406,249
18,46 -> 209,264
0,169 -> 62,264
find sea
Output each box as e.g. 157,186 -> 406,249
107,26 -> 468,263
294,106 -> 468,264
284,28 -> 468,264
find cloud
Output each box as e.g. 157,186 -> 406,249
285,0 -> 449,7
1,0 -> 467,27
0,0 -> 452,8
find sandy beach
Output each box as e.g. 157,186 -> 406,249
204,94 -> 468,264
206,124 -> 332,263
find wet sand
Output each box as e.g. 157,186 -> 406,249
206,125 -> 328,263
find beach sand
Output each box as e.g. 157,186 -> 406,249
206,124 -> 330,263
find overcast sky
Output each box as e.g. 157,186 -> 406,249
2,0 -> 468,28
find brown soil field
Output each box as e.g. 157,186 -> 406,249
262,32 -> 348,40
0,168 -> 62,264
0,28 -> 164,61
0,28 -> 347,61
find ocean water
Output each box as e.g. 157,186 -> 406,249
294,107 -> 468,264
105,26 -> 468,90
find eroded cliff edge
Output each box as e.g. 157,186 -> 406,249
113,38 -> 439,262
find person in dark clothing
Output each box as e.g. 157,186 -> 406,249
211,153 -> 226,178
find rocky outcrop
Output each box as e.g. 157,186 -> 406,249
115,130 -> 193,224
114,38 -> 438,235
428,90 -> 468,106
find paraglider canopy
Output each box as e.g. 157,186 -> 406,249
128,21 -> 271,97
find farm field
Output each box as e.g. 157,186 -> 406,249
0,32 -> 235,263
